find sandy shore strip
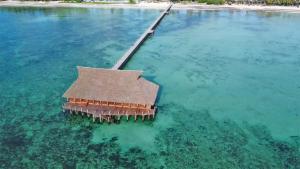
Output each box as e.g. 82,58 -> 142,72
0,1 -> 300,13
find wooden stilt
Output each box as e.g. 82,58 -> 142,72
64,100 -> 158,124
109,111 -> 111,123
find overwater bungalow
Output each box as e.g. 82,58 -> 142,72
62,66 -> 159,123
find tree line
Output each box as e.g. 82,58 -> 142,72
172,0 -> 300,5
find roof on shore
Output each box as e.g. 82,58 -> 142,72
63,66 -> 159,105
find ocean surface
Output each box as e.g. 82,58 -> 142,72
0,7 -> 299,169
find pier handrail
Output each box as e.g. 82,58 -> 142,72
112,4 -> 172,70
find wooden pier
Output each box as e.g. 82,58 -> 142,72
112,4 -> 172,70
62,5 -> 172,123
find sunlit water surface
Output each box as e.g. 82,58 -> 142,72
0,7 -> 299,168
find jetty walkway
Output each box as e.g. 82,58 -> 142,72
63,4 -> 171,123
112,4 -> 172,70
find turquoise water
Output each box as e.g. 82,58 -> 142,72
0,7 -> 299,168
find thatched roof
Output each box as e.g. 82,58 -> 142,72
63,66 -> 159,105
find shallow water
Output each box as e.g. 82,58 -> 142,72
0,7 -> 299,169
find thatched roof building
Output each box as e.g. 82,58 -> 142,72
63,66 -> 159,105
62,67 -> 159,122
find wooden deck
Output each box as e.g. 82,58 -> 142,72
63,102 -> 156,122
112,4 -> 172,70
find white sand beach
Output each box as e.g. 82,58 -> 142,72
0,1 -> 300,13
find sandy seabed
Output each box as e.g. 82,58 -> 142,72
1,3 -> 300,168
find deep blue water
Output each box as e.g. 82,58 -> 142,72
0,7 -> 299,168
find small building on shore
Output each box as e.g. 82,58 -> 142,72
62,66 -> 159,123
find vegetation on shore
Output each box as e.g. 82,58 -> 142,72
172,0 -> 299,5
63,0 -> 83,3
129,0 -> 136,4
198,0 -> 225,5
2,0 -> 299,6
62,0 -> 135,4
265,0 -> 299,5
63,0 -> 122,3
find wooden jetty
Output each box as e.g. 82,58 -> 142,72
62,4 -> 172,123
112,4 -> 172,70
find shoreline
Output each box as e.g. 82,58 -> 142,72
0,1 -> 300,13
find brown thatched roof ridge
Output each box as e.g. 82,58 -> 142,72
63,66 -> 159,105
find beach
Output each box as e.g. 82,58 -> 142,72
1,1 -> 300,13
